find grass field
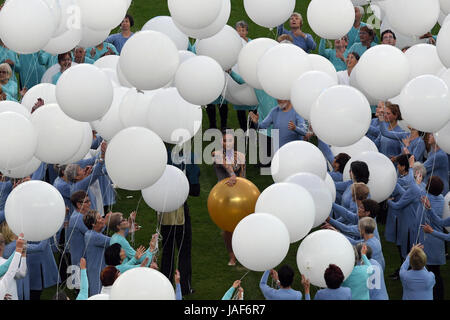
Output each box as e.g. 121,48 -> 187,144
41,0 -> 449,300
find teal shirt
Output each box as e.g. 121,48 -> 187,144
342,254 -> 374,300
1,79 -> 18,101
18,53 -> 46,89
0,252 -> 15,277
222,286 -> 236,300
347,42 -> 378,58
115,257 -> 141,273
110,233 -> 153,267
38,51 -> 59,69
52,72 -> 62,85
318,39 -> 348,71
87,42 -> 119,61
76,269 -> 89,300
0,46 -> 20,83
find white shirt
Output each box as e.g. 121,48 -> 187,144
337,70 -> 351,86
100,285 -> 111,297
0,253 -> 26,300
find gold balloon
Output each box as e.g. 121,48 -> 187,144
207,177 -> 261,232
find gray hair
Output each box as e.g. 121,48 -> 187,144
291,12 -> 303,21
64,164 -> 80,182
235,20 -> 248,31
358,217 -> 376,235
413,162 -> 427,181
355,6 -> 364,15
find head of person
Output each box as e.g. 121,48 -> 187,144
54,164 -> 67,178
354,6 -> 363,23
101,266 -> 120,287
121,14 -> 134,31
104,243 -> 125,266
74,47 -> 86,60
289,12 -> 303,29
426,176 -> 444,196
333,153 -> 351,174
70,190 -> 91,213
107,212 -> 128,233
375,101 -> 385,118
359,26 -> 375,44
355,242 -> 373,260
350,161 -> 369,184
410,246 -> 427,270
381,29 -> 397,46
413,162 -> 427,182
0,63 -> 12,83
0,223 -> 16,244
384,101 -> 402,123
351,182 -> 370,202
221,128 -> 235,151
64,164 -> 86,183
57,52 -> 72,70
83,210 -> 104,231
427,133 -> 436,147
395,154 -> 410,175
358,199 -> 379,219
335,35 -> 348,50
277,34 -> 294,44
278,265 -> 295,288
235,20 -> 248,39
324,264 -> 345,289
346,51 -> 360,69
358,216 -> 376,237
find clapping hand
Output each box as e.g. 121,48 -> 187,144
134,245 -> 146,260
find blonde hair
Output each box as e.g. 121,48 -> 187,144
0,222 -> 17,244
0,63 -> 12,78
352,182 -> 369,201
410,247 -> 427,270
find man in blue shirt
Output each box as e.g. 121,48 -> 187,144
105,14 -> 134,54
277,13 -> 316,53
260,265 -> 306,300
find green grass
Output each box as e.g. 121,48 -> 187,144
40,0 -> 449,300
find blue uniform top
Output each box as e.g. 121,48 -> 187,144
400,256 -> 435,300
368,258 -> 389,300
105,33 -> 134,54
377,122 -> 406,158
318,39 -> 348,71
84,230 -> 110,296
346,22 -> 380,48
18,53 -> 46,89
314,287 -> 352,300
421,194 -> 446,265
277,25 -> 317,53
424,149 -> 449,195
67,210 -> 89,267
38,51 -> 59,69
87,42 -> 119,61
26,239 -> 59,291
0,180 -> 12,212
260,270 -> 303,300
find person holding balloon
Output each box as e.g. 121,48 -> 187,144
341,243 -> 373,300
0,63 -> 21,101
336,51 -> 360,86
51,52 -> 72,85
105,14 -> 135,55
335,161 -> 369,211
88,42 -> 119,62
277,13 -> 316,53
72,47 -> 95,65
423,134 -> 449,196
259,265 -> 306,300
302,264 -> 352,300
318,36 -> 349,72
0,233 -> 24,300
347,26 -> 377,58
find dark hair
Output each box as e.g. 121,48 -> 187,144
57,52 -> 71,63
105,243 -> 122,266
83,210 -> 98,230
124,14 -> 134,27
278,265 -> 295,287
350,161 -> 369,184
427,176 -> 444,196
385,101 -> 402,121
395,154 -> 410,171
381,29 -> 397,40
70,190 -> 88,209
101,266 -> 119,287
235,20 -> 248,31
355,242 -> 373,260
335,153 -> 351,174
55,164 -> 67,178
348,51 -> 360,61
52,291 -> 69,300
324,264 -> 345,289
362,199 -> 379,218
360,26 -> 375,40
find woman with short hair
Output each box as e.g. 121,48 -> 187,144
0,63 -> 19,101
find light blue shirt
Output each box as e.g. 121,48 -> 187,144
400,256 -> 435,300
260,270 -> 303,300
105,33 -> 134,54
277,25 -> 317,53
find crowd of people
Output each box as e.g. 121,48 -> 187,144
0,3 -> 449,301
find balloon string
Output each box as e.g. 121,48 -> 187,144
217,75 -> 229,110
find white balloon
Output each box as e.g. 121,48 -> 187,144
330,136 -> 378,159
21,83 -> 57,113
77,0 -> 128,31
437,22 -> 450,68
343,151 -> 397,202
308,54 -> 339,83
440,69 -> 450,88
385,0 -> 440,36
78,26 -> 111,49
31,104 -> 85,164
356,45 -> 410,100
380,18 -> 426,51
87,294 -> 110,300
443,192 -> 450,232
0,101 -> 31,119
441,0 -> 450,14
119,31 -> 180,90
349,64 -> 380,106
244,0 -> 296,28
196,25 -> 243,71
232,213 -> 290,271
325,173 -> 337,203
435,121 -> 450,154
141,165 -> 189,213
142,16 -> 189,50
119,88 -> 156,128
352,0 -> 369,5
5,180 -> 65,241
110,267 -> 175,300
175,56 -> 225,105
60,123 -> 93,165
0,112 -> 37,169
105,127 -> 167,191
271,141 -> 328,182
237,38 -> 278,90
42,28 -> 82,55
0,0 -> 56,54
116,63 -> 133,88
297,230 -> 355,288
91,87 -> 128,141
405,44 -> 446,80
168,0 -> 222,29
310,85 -> 372,147
147,88 -> 202,144
258,44 -> 312,100
1,157 -> 42,179
52,0 -> 76,37
94,55 -> 120,70
102,68 -> 121,88
255,183 -> 315,243
291,71 -> 337,120
172,0 -> 231,40
399,75 -> 450,133
307,0 -> 355,39
56,64 -> 114,121
285,173 -> 332,228
224,65 -> 258,106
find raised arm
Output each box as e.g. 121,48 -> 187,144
76,258 -> 89,300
